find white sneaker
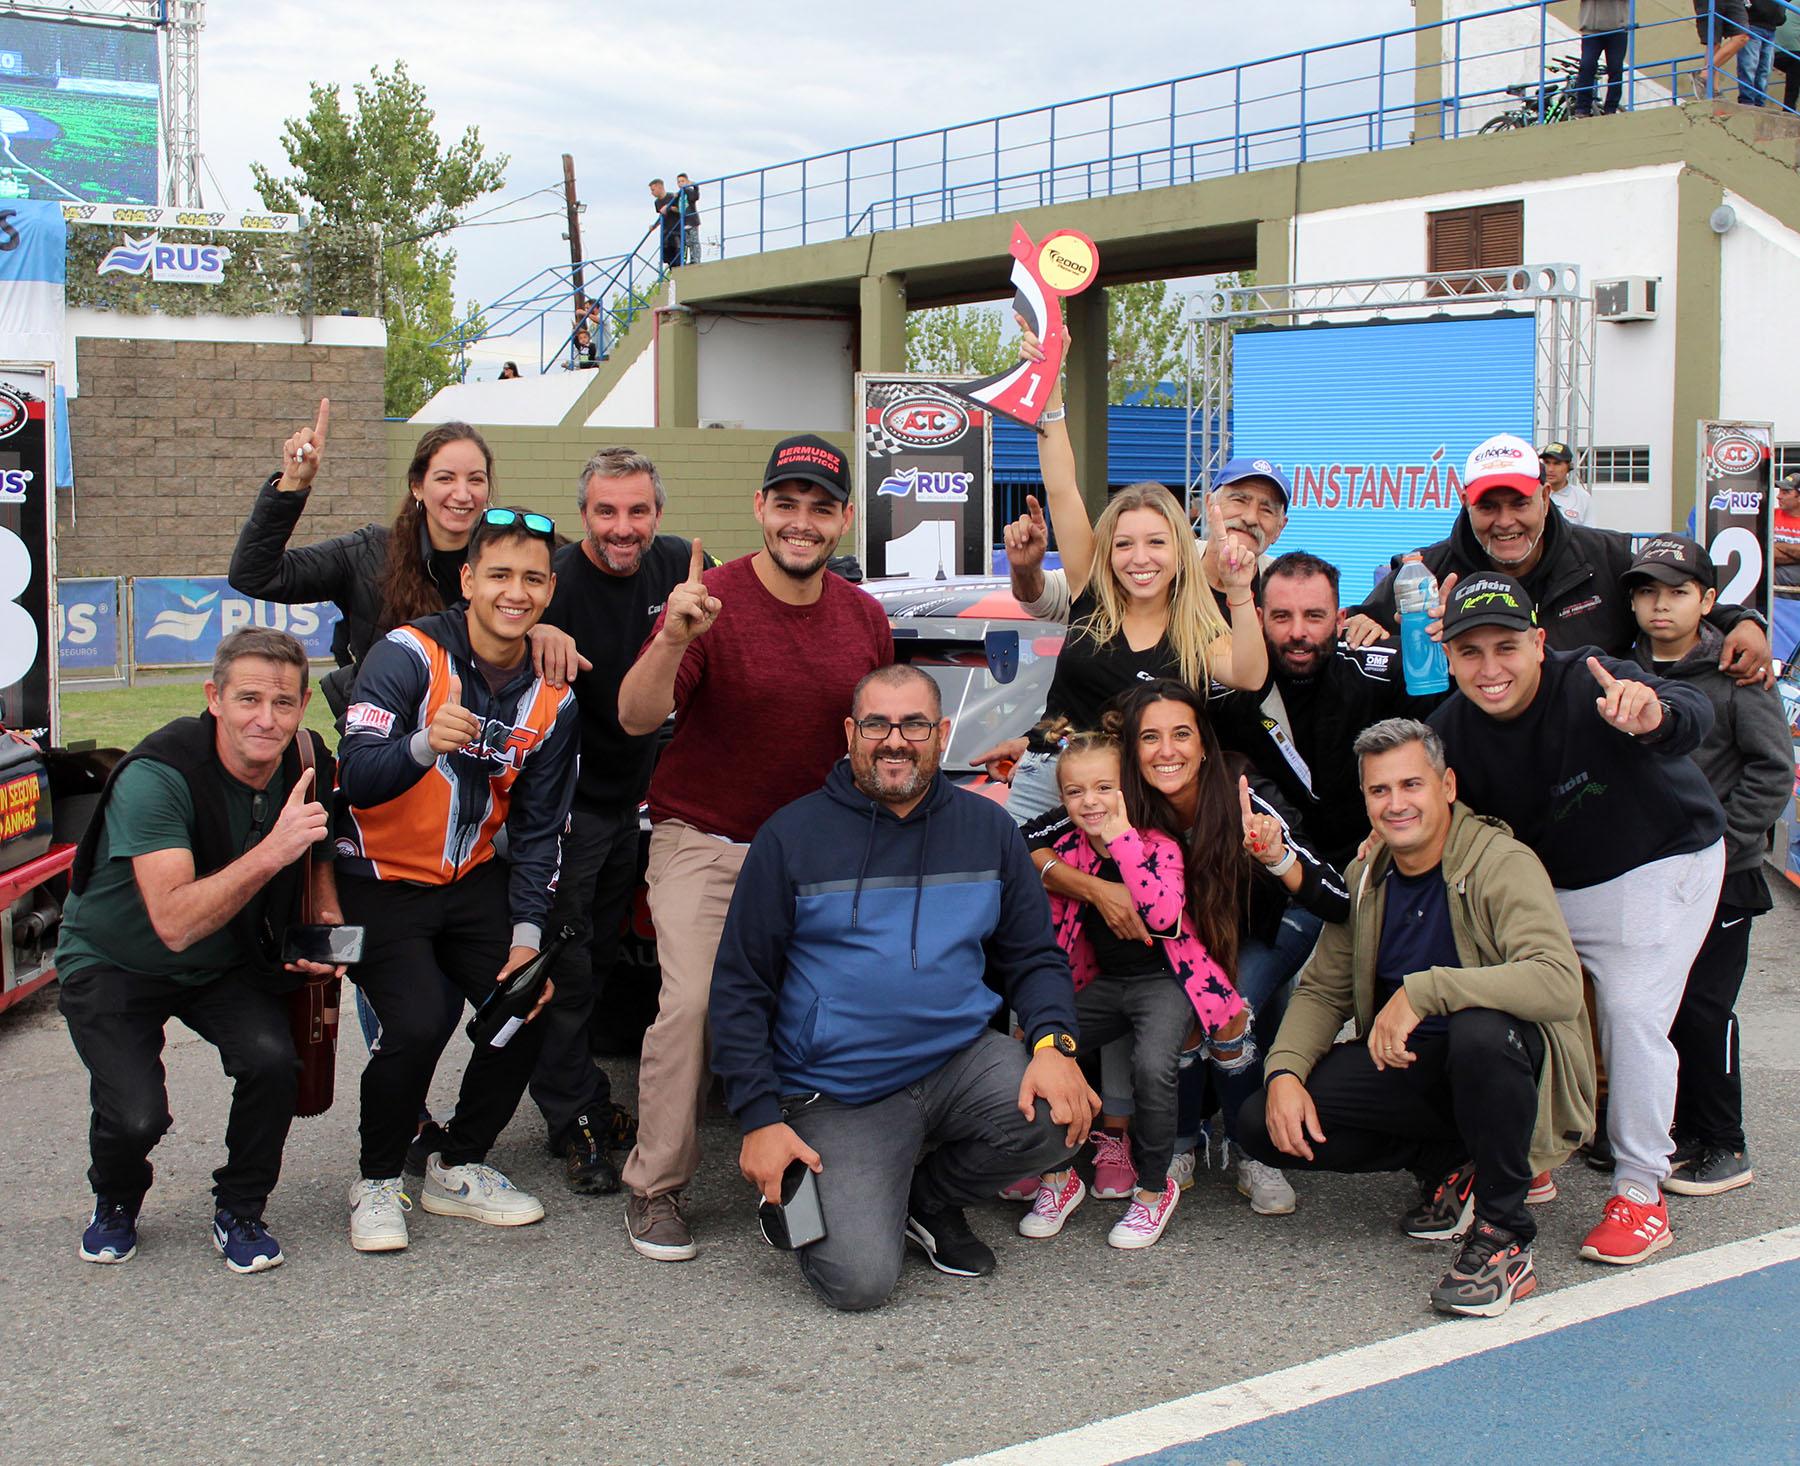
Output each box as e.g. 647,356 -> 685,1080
1237,1157 -> 1297,1215
1107,1178 -> 1180,1250
1018,1172 -> 1087,1239
348,1176 -> 412,1252
420,1155 -> 545,1227
1169,1149 -> 1198,1191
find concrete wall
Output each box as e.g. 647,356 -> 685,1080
385,421 -> 823,560
1718,191 -> 1800,442
585,342 -> 656,428
1292,164 -> 1690,531
694,314 -> 854,433
60,332 -> 390,578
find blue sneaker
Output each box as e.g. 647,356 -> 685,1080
80,1199 -> 139,1264
212,1209 -> 284,1274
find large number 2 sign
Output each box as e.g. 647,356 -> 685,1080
1709,525 -> 1764,606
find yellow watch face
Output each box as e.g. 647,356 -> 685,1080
1055,1033 -> 1077,1056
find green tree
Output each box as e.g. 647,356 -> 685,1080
251,62 -> 508,417
904,304 -> 1013,377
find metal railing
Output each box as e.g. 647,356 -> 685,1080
446,2 -> 1799,372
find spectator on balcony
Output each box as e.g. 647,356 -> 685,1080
1739,0 -> 1786,104
649,178 -> 682,270
1573,0 -> 1630,118
1774,8 -> 1800,110
676,173 -> 702,265
569,327 -> 598,369
1690,1 -> 1751,99
498,362 -> 521,381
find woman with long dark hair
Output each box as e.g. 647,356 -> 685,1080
1022,680 -> 1347,1206
229,401 -> 581,719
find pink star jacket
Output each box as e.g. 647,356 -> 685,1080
1048,824 -> 1245,1034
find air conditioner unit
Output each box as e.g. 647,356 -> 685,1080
1594,276 -> 1658,322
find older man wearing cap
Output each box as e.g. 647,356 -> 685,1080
1538,442 -> 1590,525
615,432 -> 894,1261
1775,471 -> 1800,588
1345,434 -> 1771,685
1427,571 -> 1726,1266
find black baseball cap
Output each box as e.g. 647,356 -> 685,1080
1623,534 -> 1714,590
762,434 -> 851,502
1538,441 -> 1573,463
1441,572 -> 1538,638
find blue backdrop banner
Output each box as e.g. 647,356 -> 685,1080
56,576 -> 119,672
131,576 -> 339,668
1230,314 -> 1538,598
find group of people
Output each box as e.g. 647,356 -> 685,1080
650,175 -> 701,269
55,346 -> 1789,1320
1568,2 -> 1799,117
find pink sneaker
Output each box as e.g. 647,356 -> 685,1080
1107,1178 -> 1180,1250
1018,1172 -> 1087,1238
997,1175 -> 1040,1203
1089,1130 -> 1137,1199
1526,1170 -> 1558,1206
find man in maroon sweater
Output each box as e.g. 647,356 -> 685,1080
616,434 -> 894,1260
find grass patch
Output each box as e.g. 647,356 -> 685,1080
61,679 -> 338,754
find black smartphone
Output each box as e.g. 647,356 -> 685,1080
281,924 -> 366,966
757,1160 -> 826,1250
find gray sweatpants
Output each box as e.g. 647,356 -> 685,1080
1556,840 -> 1724,1196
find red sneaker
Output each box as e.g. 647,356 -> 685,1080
1579,1186 -> 1671,1265
1526,1171 -> 1558,1206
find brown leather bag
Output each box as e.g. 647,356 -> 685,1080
286,730 -> 341,1119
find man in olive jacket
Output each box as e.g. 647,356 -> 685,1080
1237,718 -> 1595,1319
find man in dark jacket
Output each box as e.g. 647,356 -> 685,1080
710,664 -> 1097,1311
1343,434 -> 1770,683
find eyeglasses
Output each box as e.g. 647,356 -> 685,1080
481,507 -> 556,539
243,790 -> 270,854
853,716 -> 938,742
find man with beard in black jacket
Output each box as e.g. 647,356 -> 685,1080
1342,434 -> 1771,685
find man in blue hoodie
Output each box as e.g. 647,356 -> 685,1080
710,664 -> 1097,1311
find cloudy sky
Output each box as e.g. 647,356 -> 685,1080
201,1 -> 1413,328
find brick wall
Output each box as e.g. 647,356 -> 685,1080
384,422 -> 835,561
59,336 -> 390,578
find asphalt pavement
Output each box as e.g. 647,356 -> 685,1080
3,876 -> 1797,1465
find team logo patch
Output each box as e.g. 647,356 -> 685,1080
1707,432 -> 1762,477
0,385 -> 28,442
346,702 -> 395,736
877,395 -> 970,450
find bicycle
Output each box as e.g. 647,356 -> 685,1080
1481,55 -> 1584,132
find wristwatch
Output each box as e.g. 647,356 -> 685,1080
1033,1031 -> 1078,1057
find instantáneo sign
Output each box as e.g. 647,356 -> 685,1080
856,375 -> 993,581
131,576 -> 339,669
1698,420 -> 1774,617
97,232 -> 230,286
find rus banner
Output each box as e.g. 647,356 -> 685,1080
0,362 -> 56,738
855,375 -> 993,581
1697,420 -> 1774,617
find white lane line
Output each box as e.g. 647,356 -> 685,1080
953,1226 -> 1800,1466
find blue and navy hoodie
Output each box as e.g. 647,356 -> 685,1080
710,759 -> 1078,1134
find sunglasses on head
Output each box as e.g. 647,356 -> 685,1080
480,507 -> 556,539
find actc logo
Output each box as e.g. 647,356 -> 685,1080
879,396 -> 969,449
1708,432 -> 1762,477
0,384 -> 26,441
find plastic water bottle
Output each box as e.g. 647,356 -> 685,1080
1394,553 -> 1449,695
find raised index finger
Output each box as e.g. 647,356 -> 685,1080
286,766 -> 315,804
688,537 -> 706,583
312,397 -> 331,449
1586,655 -> 1619,690
1238,773 -> 1255,828
1026,494 -> 1045,529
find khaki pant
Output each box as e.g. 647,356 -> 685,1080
620,819 -> 748,1199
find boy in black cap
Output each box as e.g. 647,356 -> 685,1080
1623,536 -> 1792,1196
1428,572 -> 1726,1265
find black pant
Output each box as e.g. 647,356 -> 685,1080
1576,29 -> 1629,114
59,964 -> 299,1218
1777,54 -> 1800,110
340,861 -> 548,1179
1237,1008 -> 1545,1239
1670,899 -> 1756,1152
528,801 -> 637,1145
1075,974 -> 1194,1186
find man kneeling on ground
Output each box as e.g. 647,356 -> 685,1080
57,629 -> 340,1274
710,664 -> 1098,1310
1237,719 -> 1595,1317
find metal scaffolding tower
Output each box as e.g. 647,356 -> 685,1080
1184,265 -> 1596,509
0,1 -> 205,206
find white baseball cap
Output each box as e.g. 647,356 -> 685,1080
1463,434 -> 1542,504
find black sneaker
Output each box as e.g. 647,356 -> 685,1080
404,1120 -> 450,1185
562,1113 -> 621,1196
1666,1134 -> 1703,1175
905,1205 -> 996,1278
80,1198 -> 139,1265
1430,1220 -> 1537,1318
606,1102 -> 639,1153
1401,1161 -> 1476,1240
1581,1129 -> 1615,1172
1663,1145 -> 1754,1197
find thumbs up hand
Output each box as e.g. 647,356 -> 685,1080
426,672 -> 483,753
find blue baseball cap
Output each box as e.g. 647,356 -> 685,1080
1214,456 -> 1292,509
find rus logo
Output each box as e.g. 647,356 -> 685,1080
879,396 -> 969,449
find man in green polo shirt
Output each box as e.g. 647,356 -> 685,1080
57,628 -> 340,1274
